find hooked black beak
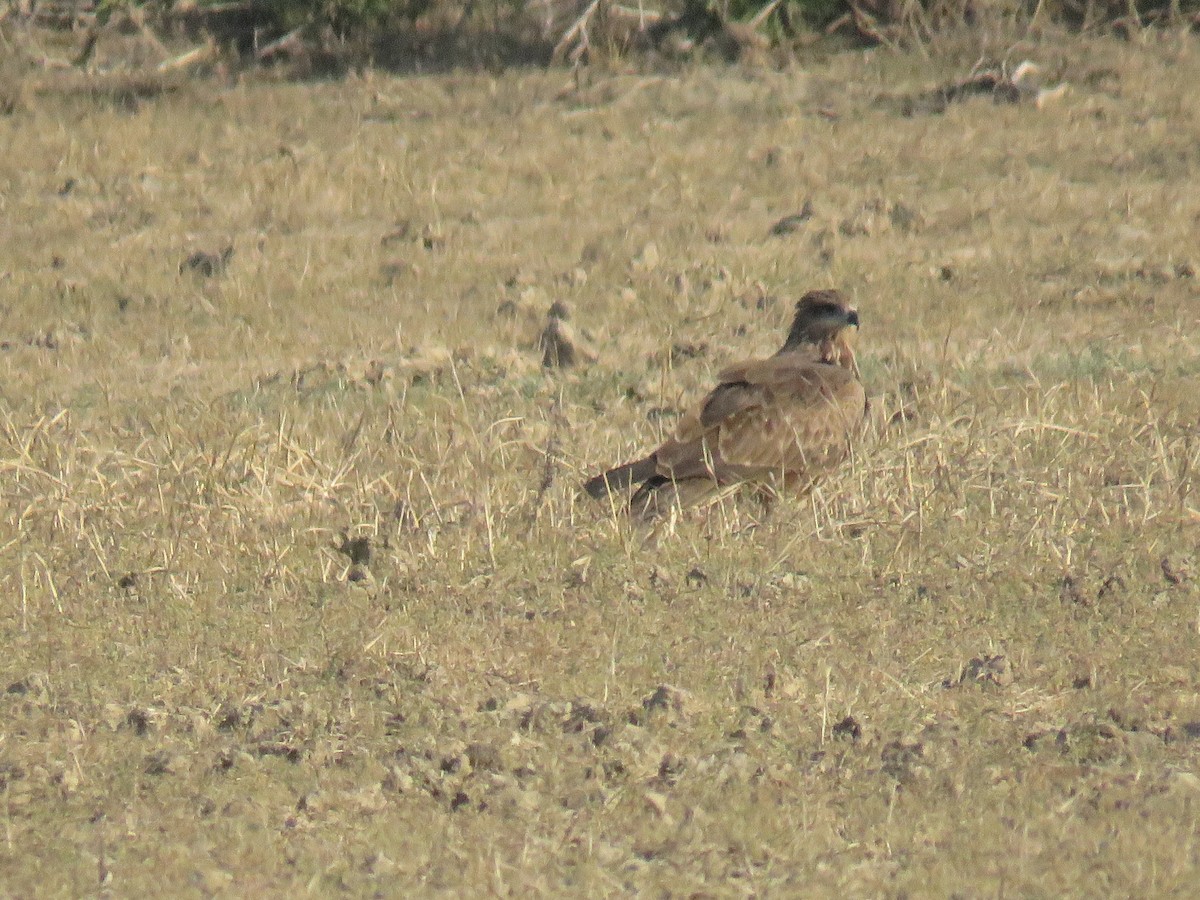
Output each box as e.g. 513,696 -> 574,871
846,309 -> 860,328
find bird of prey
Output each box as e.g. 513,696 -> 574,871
584,289 -> 866,520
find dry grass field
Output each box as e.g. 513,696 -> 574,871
2,27 -> 1200,896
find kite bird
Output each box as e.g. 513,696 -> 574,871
583,289 -> 866,520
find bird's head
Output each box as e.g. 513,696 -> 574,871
780,290 -> 860,372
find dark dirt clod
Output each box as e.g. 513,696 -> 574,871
888,202 -> 921,232
881,740 -> 925,782
380,260 -> 415,283
1161,557 -> 1183,585
958,655 -> 1013,688
670,341 -> 708,362
657,753 -> 686,784
1097,573 -> 1126,601
1060,574 -> 1091,607
336,535 -> 372,566
642,684 -> 691,718
465,742 -> 502,771
216,704 -> 243,731
254,742 -> 302,763
180,245 -> 234,277
832,715 -> 862,742
125,709 -> 151,736
143,752 -> 174,776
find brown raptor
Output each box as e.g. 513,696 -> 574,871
584,289 -> 866,519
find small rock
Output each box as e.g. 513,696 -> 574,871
560,268 -> 588,287
465,742 -> 503,772
633,242 -> 659,271
705,223 -> 729,243
1168,771 -> 1200,795
538,308 -> 596,369
380,221 -> 413,245
769,201 -> 814,236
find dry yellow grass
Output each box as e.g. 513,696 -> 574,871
2,29 -> 1200,896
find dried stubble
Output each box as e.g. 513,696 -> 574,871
1,29 -> 1200,897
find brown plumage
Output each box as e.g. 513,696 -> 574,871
584,289 -> 866,519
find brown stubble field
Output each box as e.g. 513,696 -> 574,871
2,26 -> 1200,896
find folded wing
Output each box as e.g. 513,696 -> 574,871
651,352 -> 865,490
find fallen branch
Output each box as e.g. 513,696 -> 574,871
256,26 -> 306,61
748,0 -> 782,28
552,0 -> 603,63
610,4 -> 663,25
156,41 -> 217,73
